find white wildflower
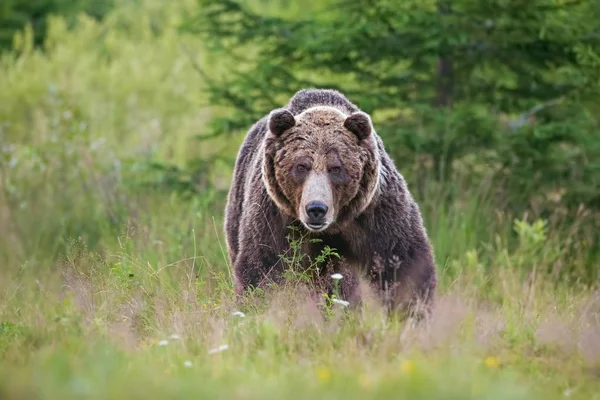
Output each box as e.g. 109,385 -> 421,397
183,360 -> 193,368
331,273 -> 343,280
231,311 -> 246,318
332,298 -> 350,307
208,344 -> 229,355
157,340 -> 169,346
169,334 -> 181,340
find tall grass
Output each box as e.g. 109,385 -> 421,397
0,1 -> 599,399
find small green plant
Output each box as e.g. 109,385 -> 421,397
513,218 -> 548,255
320,279 -> 347,319
279,225 -> 340,285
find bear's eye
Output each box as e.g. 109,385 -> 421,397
296,164 -> 308,174
329,166 -> 341,174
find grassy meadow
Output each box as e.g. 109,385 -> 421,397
1,1 -> 599,399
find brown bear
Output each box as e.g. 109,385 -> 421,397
224,88 -> 437,317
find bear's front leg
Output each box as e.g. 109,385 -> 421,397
233,246 -> 286,296
231,192 -> 292,296
365,232 -> 437,320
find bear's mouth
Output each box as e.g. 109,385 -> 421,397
305,221 -> 329,232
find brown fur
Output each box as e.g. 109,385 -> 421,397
224,88 -> 437,317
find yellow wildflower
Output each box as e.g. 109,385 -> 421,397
400,360 -> 415,375
315,365 -> 331,383
484,356 -> 501,369
358,374 -> 371,388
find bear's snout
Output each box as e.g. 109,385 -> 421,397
300,172 -> 334,232
305,201 -> 328,225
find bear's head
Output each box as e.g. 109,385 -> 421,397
262,106 -> 381,233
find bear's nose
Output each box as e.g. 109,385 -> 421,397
306,201 -> 328,222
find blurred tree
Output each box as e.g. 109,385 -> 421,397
185,0 -> 600,213
0,0 -> 113,51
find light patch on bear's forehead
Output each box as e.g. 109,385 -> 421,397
296,106 -> 348,126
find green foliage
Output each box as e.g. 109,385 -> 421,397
186,0 -> 600,215
0,0 -> 113,51
279,225 -> 340,284
0,0 -> 226,266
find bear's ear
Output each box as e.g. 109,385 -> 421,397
268,108 -> 296,136
343,112 -> 372,140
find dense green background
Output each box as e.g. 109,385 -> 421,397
0,1 -> 599,399
2,0 -> 599,281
